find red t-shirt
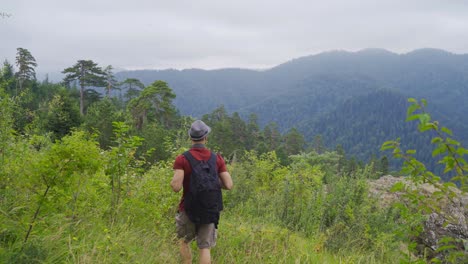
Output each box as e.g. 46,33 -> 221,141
173,146 -> 227,212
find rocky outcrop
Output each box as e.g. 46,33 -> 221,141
368,175 -> 468,261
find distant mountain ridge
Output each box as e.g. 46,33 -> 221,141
116,48 -> 468,163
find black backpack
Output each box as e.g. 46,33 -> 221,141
183,151 -> 223,227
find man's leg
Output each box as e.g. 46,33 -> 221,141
199,248 -> 211,264
196,224 -> 216,264
180,240 -> 192,264
176,212 -> 196,264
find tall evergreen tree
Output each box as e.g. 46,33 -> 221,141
127,80 -> 177,130
62,60 -> 106,115
15,48 -> 37,93
0,60 -> 15,94
246,113 -> 260,150
103,65 -> 119,98
43,93 -> 81,139
120,78 -> 145,102
84,89 -> 103,110
380,155 -> 389,176
231,112 -> 248,147
263,122 -> 281,150
283,128 -> 306,156
84,98 -> 122,148
335,144 -> 346,175
202,105 -> 236,155
312,135 -> 326,154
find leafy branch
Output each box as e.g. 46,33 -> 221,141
381,98 -> 468,262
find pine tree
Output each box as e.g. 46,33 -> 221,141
121,78 -> 145,102
335,144 -> 346,175
231,112 -> 248,148
312,135 -> 326,154
103,65 -> 119,98
283,128 -> 305,156
15,48 -> 37,93
62,60 -> 106,115
246,113 -> 260,150
44,93 -> 81,139
127,80 -> 177,130
263,122 -> 281,151
380,155 -> 389,176
0,60 -> 15,94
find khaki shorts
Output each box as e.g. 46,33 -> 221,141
175,211 -> 217,249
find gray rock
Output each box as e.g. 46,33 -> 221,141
368,175 -> 468,261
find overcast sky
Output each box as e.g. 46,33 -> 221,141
2,0 -> 468,76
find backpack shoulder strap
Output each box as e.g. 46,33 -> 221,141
208,152 -> 217,167
182,151 -> 198,168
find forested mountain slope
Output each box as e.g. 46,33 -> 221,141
116,49 -> 468,164
298,90 -> 429,162
236,74 -> 381,128
117,48 -> 468,127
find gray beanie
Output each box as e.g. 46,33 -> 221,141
188,120 -> 211,140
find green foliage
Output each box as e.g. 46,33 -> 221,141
83,98 -> 123,148
42,93 -> 81,139
127,80 -> 178,130
283,128 -> 306,157
0,87 -> 14,162
136,123 -> 173,163
23,131 -> 102,242
224,150 -> 399,261
216,211 -> 389,264
381,98 -> 468,262
0,130 -> 104,262
1,60 -> 16,94
278,158 -> 324,235
293,151 -> 340,183
380,155 -> 389,175
202,106 -> 239,156
105,122 -> 144,223
10,87 -> 36,133
320,168 -> 397,255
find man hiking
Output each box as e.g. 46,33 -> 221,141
171,120 -> 233,264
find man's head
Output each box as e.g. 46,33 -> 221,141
188,120 -> 211,142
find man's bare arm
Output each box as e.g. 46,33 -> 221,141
171,169 -> 184,192
219,171 -> 233,190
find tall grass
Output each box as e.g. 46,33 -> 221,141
1,139 -> 402,263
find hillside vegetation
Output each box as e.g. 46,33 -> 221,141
1,48 -> 467,263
